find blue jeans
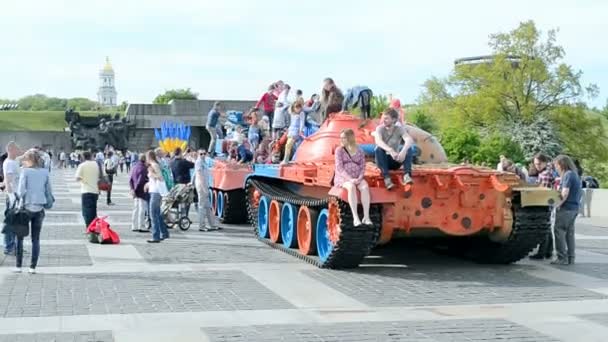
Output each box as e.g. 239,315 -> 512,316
16,210 -> 45,268
81,193 -> 99,229
375,145 -> 417,177
3,197 -> 16,253
149,193 -> 169,241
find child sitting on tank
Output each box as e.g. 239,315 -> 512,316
281,101 -> 306,165
228,138 -> 253,164
269,131 -> 288,164
254,136 -> 272,164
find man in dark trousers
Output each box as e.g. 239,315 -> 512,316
129,153 -> 150,232
170,147 -> 195,216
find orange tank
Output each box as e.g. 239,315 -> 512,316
245,113 -> 558,268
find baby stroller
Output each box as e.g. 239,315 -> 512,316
161,183 -> 195,230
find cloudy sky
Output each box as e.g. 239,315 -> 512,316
1,0 -> 607,107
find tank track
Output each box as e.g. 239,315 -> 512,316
456,204 -> 552,264
214,189 -> 248,224
246,179 -> 381,268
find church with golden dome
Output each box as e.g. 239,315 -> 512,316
97,57 -> 117,107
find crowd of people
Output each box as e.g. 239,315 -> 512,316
0,77 -> 602,271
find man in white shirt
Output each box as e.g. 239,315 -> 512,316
59,150 -> 67,169
76,151 -> 100,228
2,141 -> 21,255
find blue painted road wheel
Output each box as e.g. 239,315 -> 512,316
257,196 -> 270,239
281,203 -> 298,248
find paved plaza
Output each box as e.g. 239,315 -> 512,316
1,170 -> 608,341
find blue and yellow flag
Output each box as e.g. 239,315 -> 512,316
154,121 -> 191,153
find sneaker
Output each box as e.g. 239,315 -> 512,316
146,239 -> 161,243
13,267 -> 22,273
199,227 -> 209,232
402,174 -> 413,184
384,177 -> 395,190
362,217 -> 373,225
4,249 -> 15,256
529,254 -> 545,260
107,202 -> 115,206
28,268 -> 36,274
550,258 -> 569,265
568,257 -> 575,265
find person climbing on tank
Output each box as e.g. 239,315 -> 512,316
342,86 -> 373,120
255,85 -> 277,130
254,136 -> 272,164
334,128 -> 372,226
281,101 -> 306,165
374,108 -> 417,189
272,84 -> 291,140
320,77 -> 344,122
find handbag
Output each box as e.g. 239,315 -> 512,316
43,178 -> 55,210
2,196 -> 30,237
97,164 -> 112,192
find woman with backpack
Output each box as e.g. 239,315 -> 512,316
14,149 -> 54,273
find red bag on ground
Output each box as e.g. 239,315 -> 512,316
86,216 -> 120,244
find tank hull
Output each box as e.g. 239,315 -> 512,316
244,113 -> 558,268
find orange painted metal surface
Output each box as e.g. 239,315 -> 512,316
269,200 -> 282,243
297,206 -> 316,255
209,160 -> 252,190
271,112 -> 525,241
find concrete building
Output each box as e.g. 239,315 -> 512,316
125,99 -> 255,151
97,57 -> 117,107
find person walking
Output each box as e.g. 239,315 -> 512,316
75,151 -> 100,229
129,153 -> 149,232
145,150 -> 169,243
2,141 -> 21,255
551,155 -> 582,265
14,150 -> 53,273
103,151 -> 117,206
194,149 -> 218,231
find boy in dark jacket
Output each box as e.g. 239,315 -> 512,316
129,154 -> 150,232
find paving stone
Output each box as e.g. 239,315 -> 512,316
577,223 -> 608,236
552,263 -> 608,279
581,313 -> 608,327
0,245 -> 92,267
304,265 -> 606,307
577,239 -> 608,255
0,330 -> 113,342
0,271 -> 293,317
134,240 -> 298,264
204,319 -> 559,342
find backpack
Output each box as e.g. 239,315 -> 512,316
104,159 -> 117,174
86,216 -> 120,244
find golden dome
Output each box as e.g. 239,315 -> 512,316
102,56 -> 114,72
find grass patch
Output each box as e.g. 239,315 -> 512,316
0,111 -> 103,131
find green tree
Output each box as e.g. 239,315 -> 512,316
439,127 -> 481,163
421,21 -> 597,129
153,88 -> 198,104
67,97 -> 97,111
474,133 -> 525,165
370,94 -> 389,118
408,108 -> 437,133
